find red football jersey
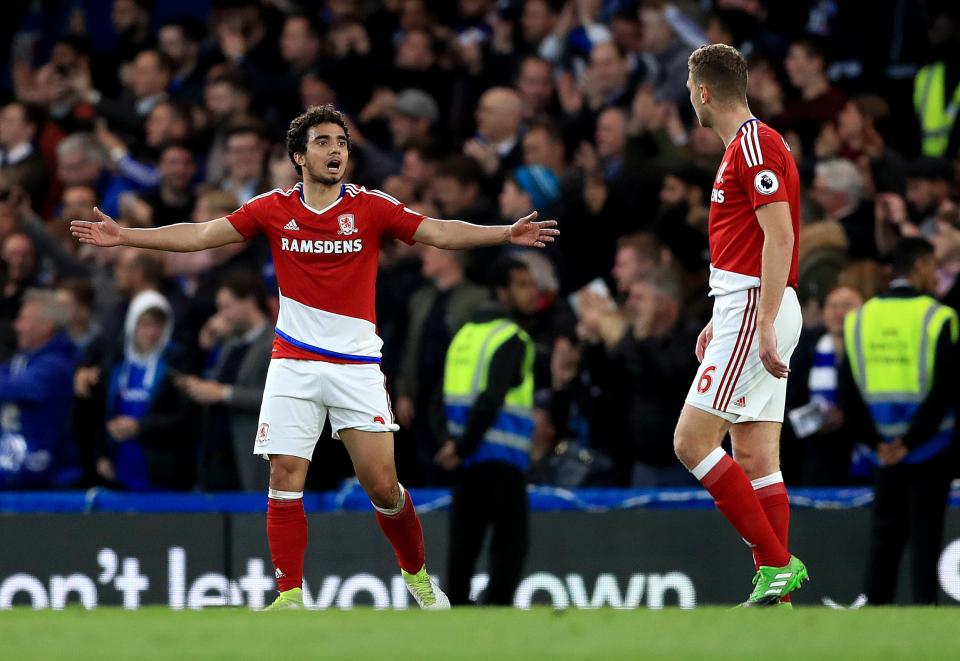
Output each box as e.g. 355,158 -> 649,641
226,182 -> 425,363
707,119 -> 800,296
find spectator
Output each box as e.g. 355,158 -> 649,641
219,123 -> 271,203
135,144 -> 198,227
211,0 -> 284,100
516,56 -> 557,120
180,272 -> 273,491
774,37 -> 848,154
522,119 -> 568,181
809,158 -> 874,259
358,88 -> 439,185
55,133 -> 129,218
638,6 -> 691,107
389,28 -> 452,116
158,18 -> 208,104
0,290 -> 79,489
589,271 -> 700,486
429,154 -> 496,223
107,0 -> 156,71
89,247 -> 167,370
611,233 -> 663,298
0,233 -> 40,361
465,87 -> 525,179
499,165 -> 561,223
203,74 -> 254,183
582,42 -> 633,113
784,284 -> 865,485
54,278 -> 100,352
276,13 -> 325,120
520,0 -> 562,55
395,246 -> 489,484
905,157 -> 954,230
97,49 -> 172,144
98,289 -> 195,491
94,100 -> 196,192
0,102 -> 47,210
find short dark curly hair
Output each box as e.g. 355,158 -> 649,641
285,105 -> 352,176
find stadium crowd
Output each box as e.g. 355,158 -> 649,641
0,0 -> 958,492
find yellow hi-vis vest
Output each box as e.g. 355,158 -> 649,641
914,62 -> 960,157
443,319 -> 535,470
844,294 -> 959,463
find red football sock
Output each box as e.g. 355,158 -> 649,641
753,474 -> 791,600
692,448 -> 790,568
267,497 -> 307,593
374,485 -> 426,574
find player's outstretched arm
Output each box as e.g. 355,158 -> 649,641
413,211 -> 559,250
70,207 -> 245,252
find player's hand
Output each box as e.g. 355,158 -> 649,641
434,440 -> 460,471
70,208 -> 123,247
758,322 -> 789,378
695,319 -> 713,363
509,211 -> 559,248
107,416 -> 139,441
877,438 -> 908,466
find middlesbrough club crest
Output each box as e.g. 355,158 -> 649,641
337,213 -> 358,235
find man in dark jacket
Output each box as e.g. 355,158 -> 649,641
0,290 -> 79,489
179,273 -> 273,491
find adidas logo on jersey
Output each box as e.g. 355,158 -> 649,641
284,219 -> 300,231
732,396 -> 747,408
275,567 -> 286,579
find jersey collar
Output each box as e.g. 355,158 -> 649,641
297,182 -> 345,216
737,117 -> 760,134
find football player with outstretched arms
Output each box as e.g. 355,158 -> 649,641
72,104 -> 558,610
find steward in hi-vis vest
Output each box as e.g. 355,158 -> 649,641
839,238 -> 959,605
437,257 -> 540,607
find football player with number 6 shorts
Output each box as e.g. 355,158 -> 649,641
673,44 -> 808,606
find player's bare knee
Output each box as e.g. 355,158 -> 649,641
365,477 -> 400,510
673,424 -> 704,469
268,455 -> 306,491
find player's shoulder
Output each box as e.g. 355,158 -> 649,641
344,183 -> 403,207
734,119 -> 791,169
244,185 -> 298,210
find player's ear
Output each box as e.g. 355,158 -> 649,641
294,152 -> 306,167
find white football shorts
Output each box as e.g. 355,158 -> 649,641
253,358 -> 399,460
685,287 -> 802,424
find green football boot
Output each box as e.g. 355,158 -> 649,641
742,555 -> 809,607
264,587 -> 304,610
402,567 -> 451,609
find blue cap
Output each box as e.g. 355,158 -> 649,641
512,165 -> 560,210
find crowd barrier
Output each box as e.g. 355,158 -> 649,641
2,485 -> 959,609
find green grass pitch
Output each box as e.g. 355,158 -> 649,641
1,607 -> 957,660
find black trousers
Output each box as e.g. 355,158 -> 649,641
864,457 -> 953,604
446,462 -> 529,606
